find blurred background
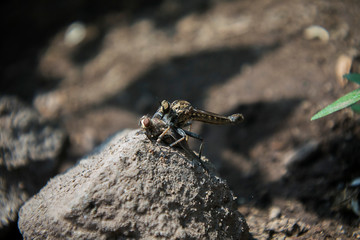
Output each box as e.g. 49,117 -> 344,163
1,0 -> 360,238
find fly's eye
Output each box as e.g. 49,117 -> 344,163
161,100 -> 170,113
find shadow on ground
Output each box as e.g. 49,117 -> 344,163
199,98 -> 302,200
107,44 -> 278,115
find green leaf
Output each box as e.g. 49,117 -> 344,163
311,88 -> 360,120
344,73 -> 360,85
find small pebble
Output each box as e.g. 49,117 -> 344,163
64,21 -> 87,47
269,206 -> 281,220
353,230 -> 360,239
304,25 -> 329,42
335,54 -> 352,87
350,177 -> 360,187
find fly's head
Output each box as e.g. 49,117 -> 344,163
140,115 -> 152,129
160,100 -> 171,114
140,115 -> 167,140
153,100 -> 171,120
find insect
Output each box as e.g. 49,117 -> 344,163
140,115 -> 213,171
152,100 -> 244,158
140,115 -> 195,156
140,115 -> 177,144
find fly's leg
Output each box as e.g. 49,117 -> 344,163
169,127 -> 203,159
157,126 -> 171,143
166,127 -> 207,171
182,129 -> 204,159
157,126 -> 189,152
182,122 -> 192,142
169,127 -> 187,147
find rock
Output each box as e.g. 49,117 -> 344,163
268,206 -> 281,220
18,129 -> 249,239
0,96 -> 65,231
64,21 -> 87,47
353,230 -> 360,239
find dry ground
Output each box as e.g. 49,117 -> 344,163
2,0 -> 360,239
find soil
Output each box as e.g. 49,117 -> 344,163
2,0 -> 360,239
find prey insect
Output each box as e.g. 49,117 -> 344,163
140,115 -> 197,157
140,115 -> 212,171
152,100 -> 244,158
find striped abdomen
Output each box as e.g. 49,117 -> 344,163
190,108 -> 244,125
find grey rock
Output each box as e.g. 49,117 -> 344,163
18,129 -> 249,240
0,96 -> 65,229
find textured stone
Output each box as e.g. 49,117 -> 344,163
0,96 -> 65,169
0,96 -> 65,230
18,129 -> 249,240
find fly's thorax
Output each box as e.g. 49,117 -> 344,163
171,100 -> 192,113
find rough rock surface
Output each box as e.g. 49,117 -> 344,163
18,129 -> 249,240
0,96 -> 65,231
0,96 -> 65,169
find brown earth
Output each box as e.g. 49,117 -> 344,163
2,0 -> 360,239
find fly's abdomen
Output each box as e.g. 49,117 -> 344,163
190,109 -> 244,125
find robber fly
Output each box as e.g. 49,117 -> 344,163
140,115 -> 214,171
152,100 -> 244,158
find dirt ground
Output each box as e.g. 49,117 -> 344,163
2,0 -> 360,239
